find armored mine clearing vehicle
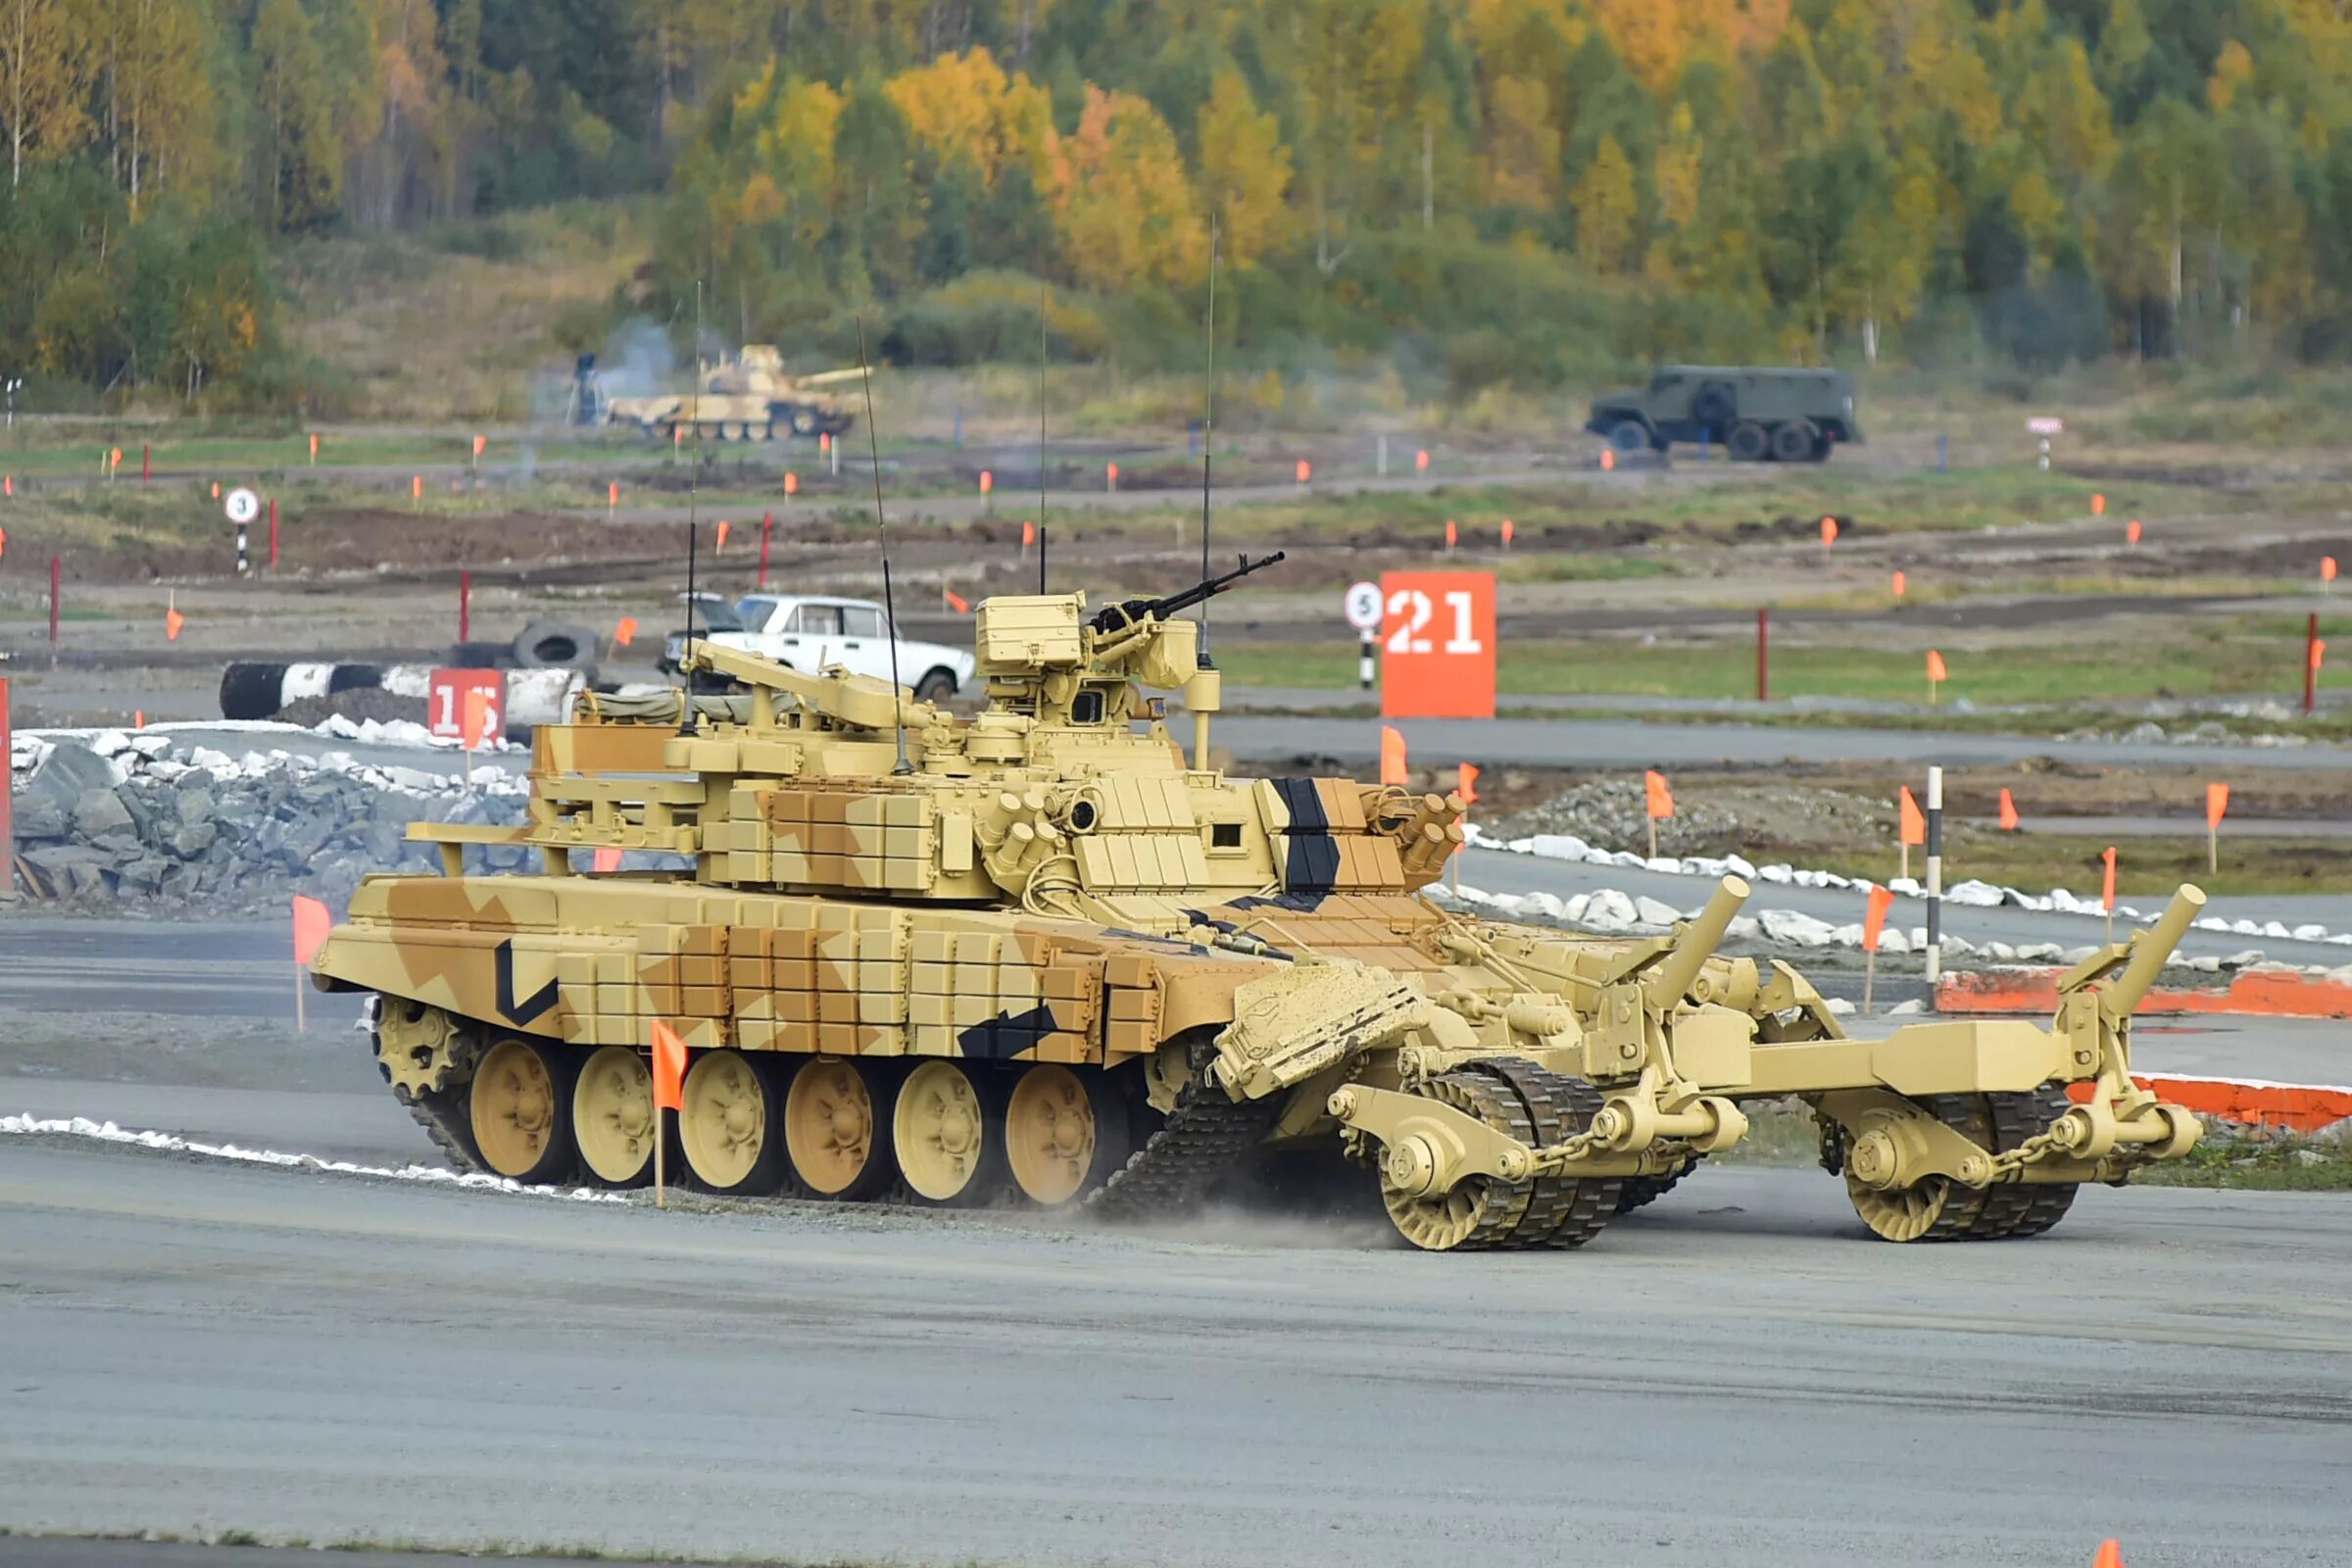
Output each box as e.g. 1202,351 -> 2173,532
314,562 -> 2203,1249
583,345 -> 861,441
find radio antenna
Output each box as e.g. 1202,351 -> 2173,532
856,316 -> 912,776
1036,281 -> 1049,593
680,278 -> 704,735
1197,217 -> 1219,661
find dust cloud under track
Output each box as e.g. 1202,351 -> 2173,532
0,1139 -> 2345,1568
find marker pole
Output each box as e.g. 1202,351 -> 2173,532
0,675 -> 14,896
1924,766 -> 1943,991
460,569 -> 471,644
1755,609 -> 1770,702
269,498 -> 279,568
1358,631 -> 1375,691
48,556 -> 60,657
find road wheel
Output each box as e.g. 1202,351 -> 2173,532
892,1060 -> 1005,1206
753,422 -> 774,441
1728,421 -> 1770,462
680,1050 -> 788,1195
467,1037 -> 577,1184
1605,418 -> 1651,456
572,1046 -> 658,1188
790,408 -> 817,435
718,420 -> 744,441
1005,1064 -> 1131,1207
784,1057 -> 896,1200
1771,419 -> 1819,463
913,668 -> 956,704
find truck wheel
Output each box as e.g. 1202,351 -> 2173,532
1690,382 -> 1738,432
1728,421 -> 1770,462
913,668 -> 957,703
1605,419 -> 1652,456
1771,420 -> 1819,463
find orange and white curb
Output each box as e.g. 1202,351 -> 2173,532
2065,1074 -> 2352,1134
1939,966 -> 2352,1020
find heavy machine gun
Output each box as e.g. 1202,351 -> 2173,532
1088,552 -> 1287,636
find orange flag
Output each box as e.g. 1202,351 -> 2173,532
2091,493 -> 2106,515
2314,637 -> 2328,673
1021,519 -> 1036,547
1600,449 -> 1616,471
608,480 -> 619,508
1380,725 -> 1408,786
1997,787 -> 2020,831
1644,769 -> 1674,820
165,596 -> 185,641
1926,649 -> 1948,684
784,471 -> 799,496
650,1019 -> 688,1112
943,587 -> 970,613
0,524 -> 8,558
2126,518 -> 2142,545
1890,569 -> 1906,598
2101,847 -> 2119,911
2091,1541 -> 2125,1568
714,519 -> 731,551
411,474 -> 422,501
472,434 -> 486,458
1862,885 -> 1896,953
1820,515 -> 1838,547
1106,462 -> 1118,488
2325,556 -> 2339,584
979,469 -> 993,495
1444,518 -> 1457,550
1898,786 -> 1926,847
292,895 -> 333,965
462,687 -> 490,751
1296,459 -> 1311,484
592,846 -> 623,873
1500,517 -> 1514,547
613,616 -> 638,648
1457,761 -> 1481,805
2206,782 -> 2230,829
1415,448 -> 1430,472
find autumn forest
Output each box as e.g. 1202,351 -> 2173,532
2,0 -> 2347,403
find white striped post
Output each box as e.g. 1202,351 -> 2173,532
1924,765 -> 1944,994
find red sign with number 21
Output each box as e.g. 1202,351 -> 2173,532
1379,571 -> 1494,719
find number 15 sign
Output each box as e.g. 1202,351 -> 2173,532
1380,570 -> 1494,718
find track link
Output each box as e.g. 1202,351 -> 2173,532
1466,1059 -> 1620,1250
1084,1050 -> 1279,1222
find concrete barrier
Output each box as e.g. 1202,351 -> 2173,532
1939,966 -> 2352,1020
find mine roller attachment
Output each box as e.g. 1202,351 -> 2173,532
1817,885 -> 2208,1242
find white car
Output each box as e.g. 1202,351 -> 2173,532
663,593 -> 975,702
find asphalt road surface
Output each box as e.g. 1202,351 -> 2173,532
1,1138 -> 2346,1568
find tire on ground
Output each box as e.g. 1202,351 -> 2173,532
219,662 -> 293,720
1770,419 -> 1819,463
511,619 -> 602,673
1606,418 -> 1652,455
1728,421 -> 1771,462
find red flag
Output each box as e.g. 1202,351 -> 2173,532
650,1019 -> 687,1112
613,615 -> 638,648
1997,787 -> 2020,831
1898,786 -> 1926,847
1862,885 -> 1896,953
2101,847 -> 2118,912
2206,783 -> 2230,830
291,895 -> 332,965
1380,725 -> 1408,786
1456,762 -> 1480,805
1926,649 -> 1948,683
1644,769 -> 1674,820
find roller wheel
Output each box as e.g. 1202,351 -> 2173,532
1843,1094 -> 1998,1243
679,1049 -> 788,1196
572,1046 -> 658,1188
467,1037 -> 577,1184
783,1057 -> 896,1200
1005,1064 -> 1132,1208
1728,421 -> 1770,463
892,1060 -> 1006,1207
1378,1060 -> 1617,1252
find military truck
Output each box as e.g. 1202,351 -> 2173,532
1588,366 -> 1861,463
314,563 -> 2202,1250
575,345 -> 861,442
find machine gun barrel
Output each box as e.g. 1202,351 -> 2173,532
1089,551 -> 1287,634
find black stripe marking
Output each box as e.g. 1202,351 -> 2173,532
1270,778 -> 1341,894
494,939 -> 561,1025
957,1004 -> 1056,1061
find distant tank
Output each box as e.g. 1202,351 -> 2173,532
577,345 -> 861,441
313,560 -> 2203,1248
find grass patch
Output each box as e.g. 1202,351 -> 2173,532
1212,618 -> 2332,706
2132,1126 -> 2352,1191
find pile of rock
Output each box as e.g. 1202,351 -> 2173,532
1482,778 -> 1745,858
7,732 -> 531,913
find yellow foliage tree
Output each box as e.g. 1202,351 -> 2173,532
1050,85 -> 1202,289
1483,74 -> 1557,210
885,47 -> 1056,186
1197,70 -> 1292,269
1,0 -> 90,191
